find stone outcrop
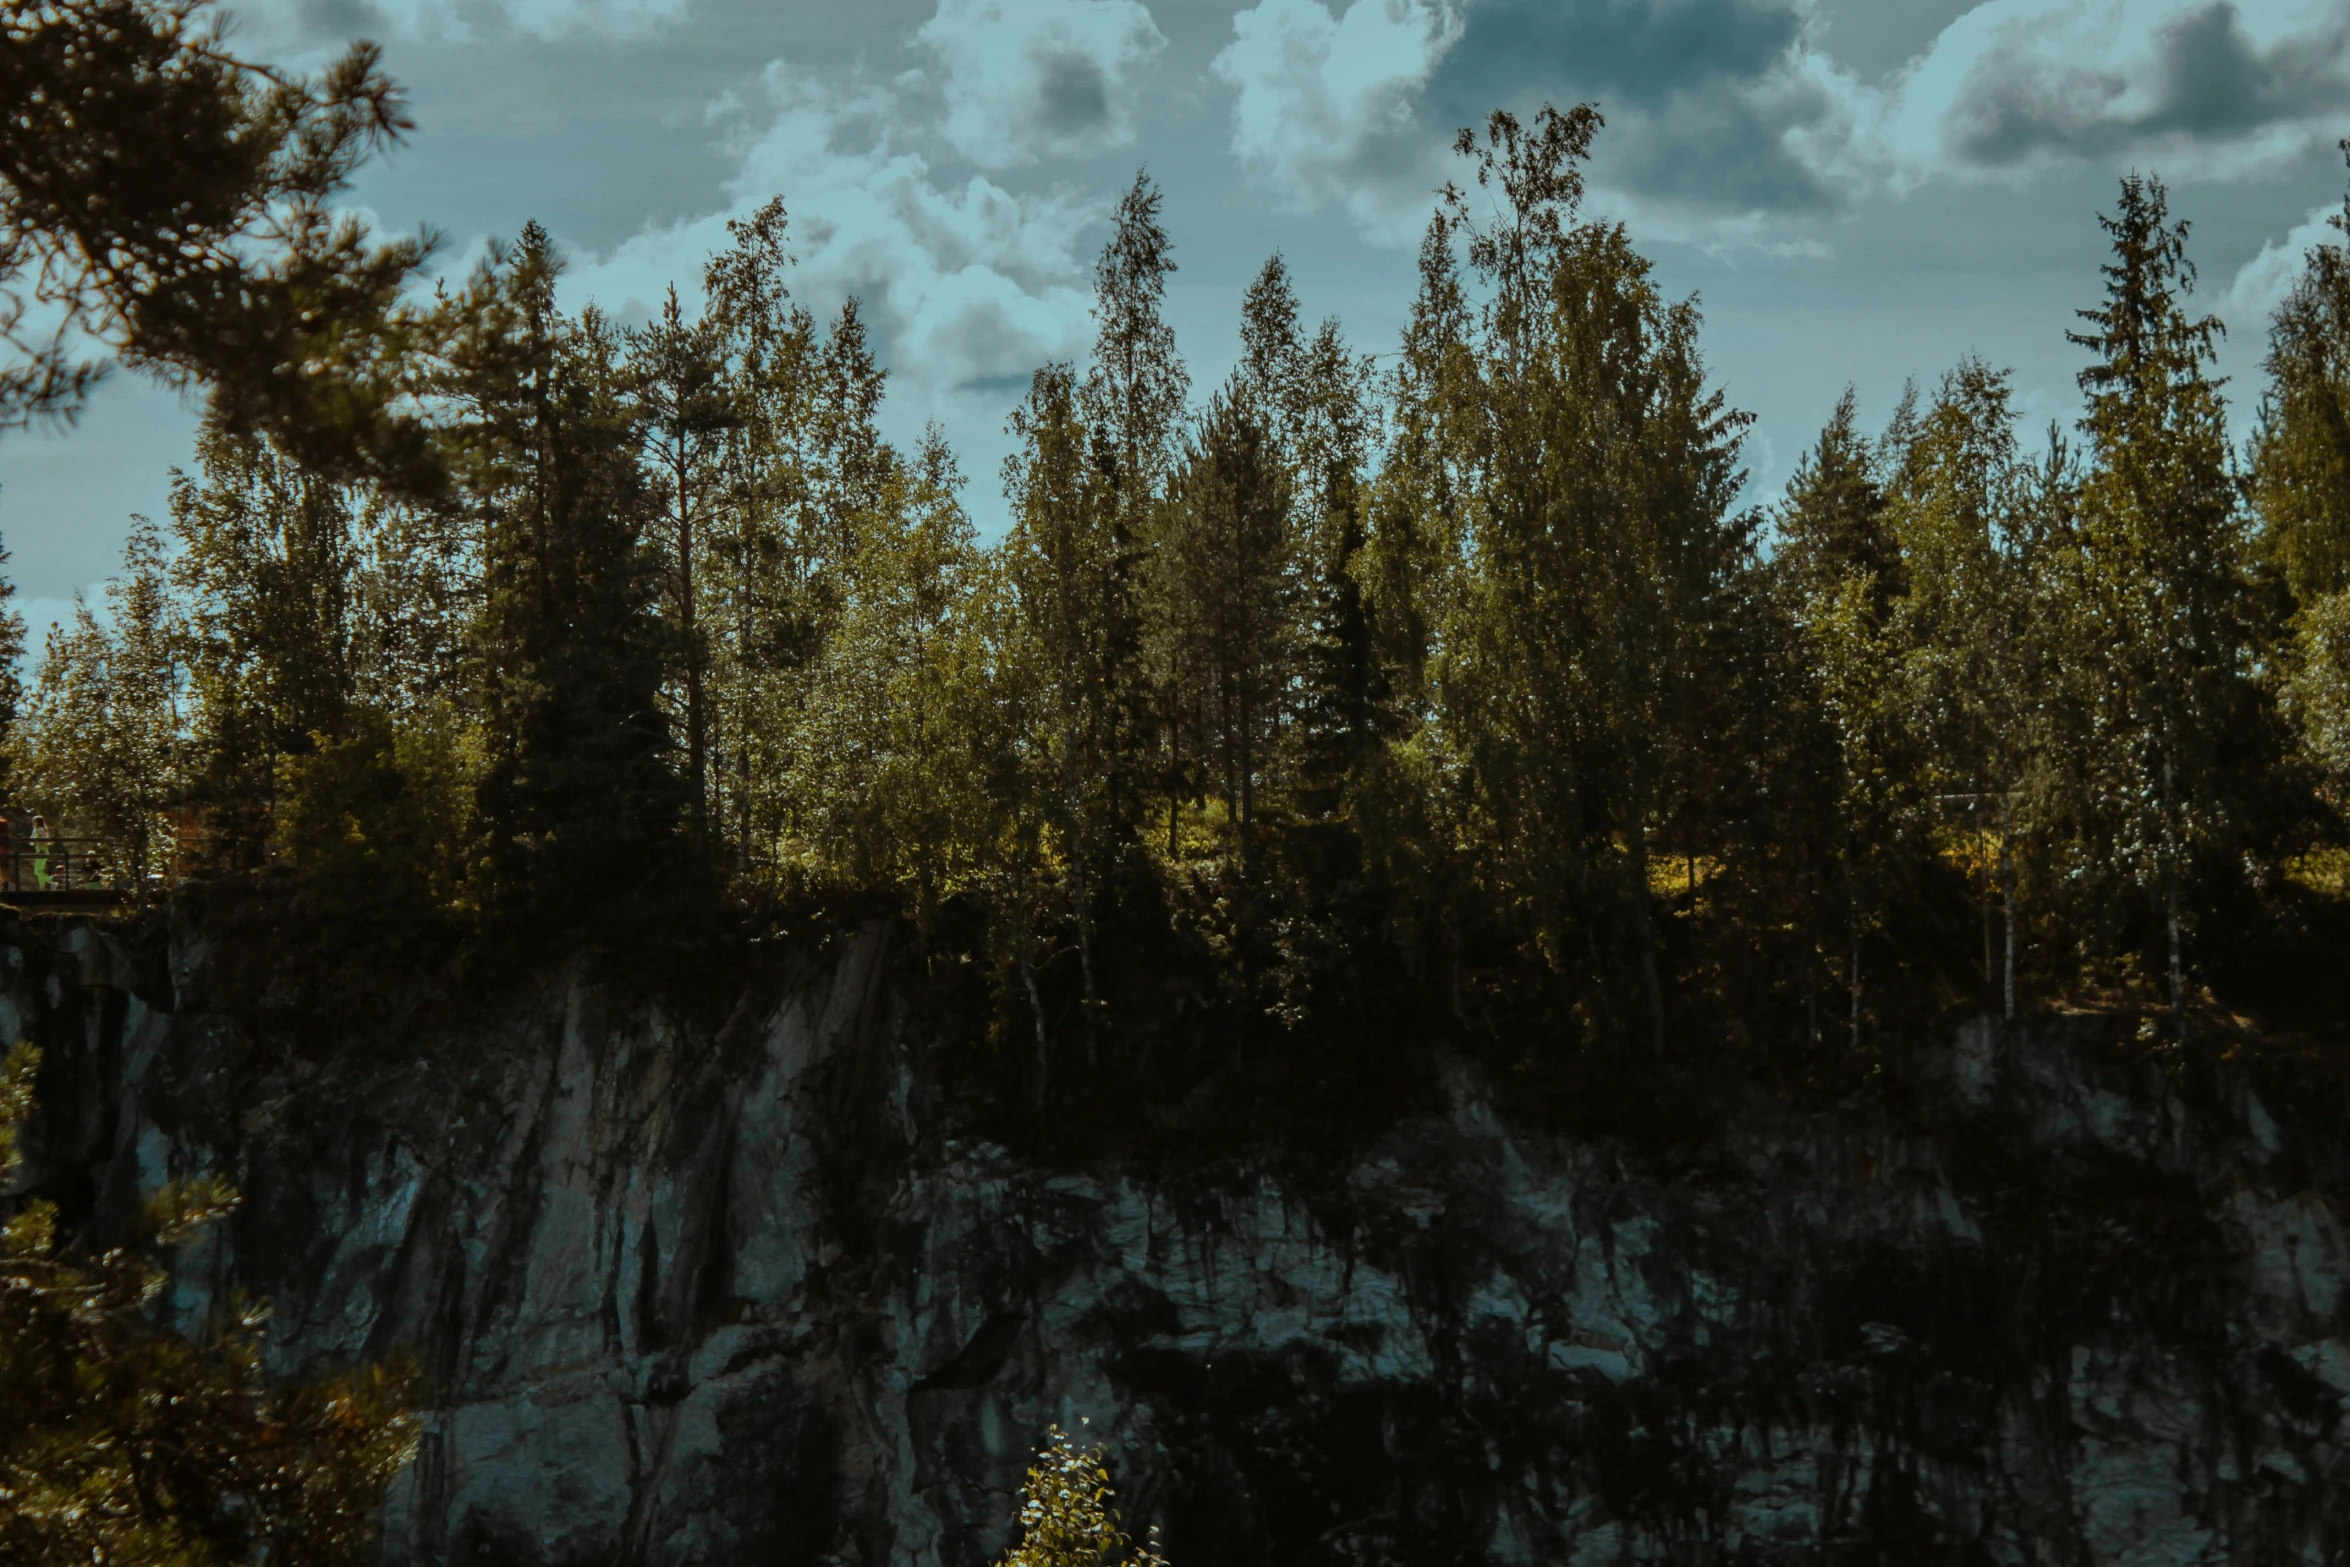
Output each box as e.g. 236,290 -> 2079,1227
12,913 -> 2350,1565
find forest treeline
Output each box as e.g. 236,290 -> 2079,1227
15,104 -> 2350,1089
8,8 -> 2350,1554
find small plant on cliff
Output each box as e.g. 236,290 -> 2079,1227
996,1423 -> 1168,1567
0,1041 -> 418,1566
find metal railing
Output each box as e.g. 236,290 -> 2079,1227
2,838 -> 144,903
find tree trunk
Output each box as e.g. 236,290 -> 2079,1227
1846,857 -> 1863,1055
735,530 -> 755,873
1065,770 -> 1098,1062
677,456 -> 706,851
1018,903 -> 1048,1105
2001,789 -> 2016,1024
1620,727 -> 1665,1054
2161,731 -> 2185,1035
1979,796 -> 1994,998
1238,688 -> 1254,877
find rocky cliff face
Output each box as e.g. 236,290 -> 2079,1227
13,912 -> 2350,1566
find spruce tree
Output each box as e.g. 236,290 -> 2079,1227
1289,318 -> 1382,816
436,225 -> 683,931
630,286 -> 733,850
1773,388 -> 1900,612
2056,173 -> 2252,1020
1236,253 -> 1304,440
1369,217 -> 1465,684
1229,256 -> 1382,817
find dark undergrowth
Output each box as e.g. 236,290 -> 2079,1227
24,848 -> 2350,1199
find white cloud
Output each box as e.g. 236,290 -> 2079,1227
1209,0 -> 2350,251
1817,0 -> 2350,193
916,0 -> 1167,170
1212,0 -> 1466,241
2217,200 -> 2343,333
250,0 -> 693,45
495,0 -> 690,39
563,54 -> 1103,441
1588,187 -> 1837,262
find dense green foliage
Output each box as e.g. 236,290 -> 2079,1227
9,97 -> 2350,1102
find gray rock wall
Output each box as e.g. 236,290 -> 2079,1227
13,916 -> 2350,1565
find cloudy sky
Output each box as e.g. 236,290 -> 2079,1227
7,0 -> 2350,637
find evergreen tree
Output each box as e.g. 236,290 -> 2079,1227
1353,207 -> 1471,931
1235,253 -> 1304,441
1771,392 -> 1913,1046
1289,316 -> 1383,813
1087,172 -> 1189,517
817,299 -> 892,529
434,224 -> 682,930
2052,173 -> 2256,1018
630,285 -> 733,850
1772,388 -> 1901,612
1227,255 -> 1383,815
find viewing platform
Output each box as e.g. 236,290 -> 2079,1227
1,839 -> 144,912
